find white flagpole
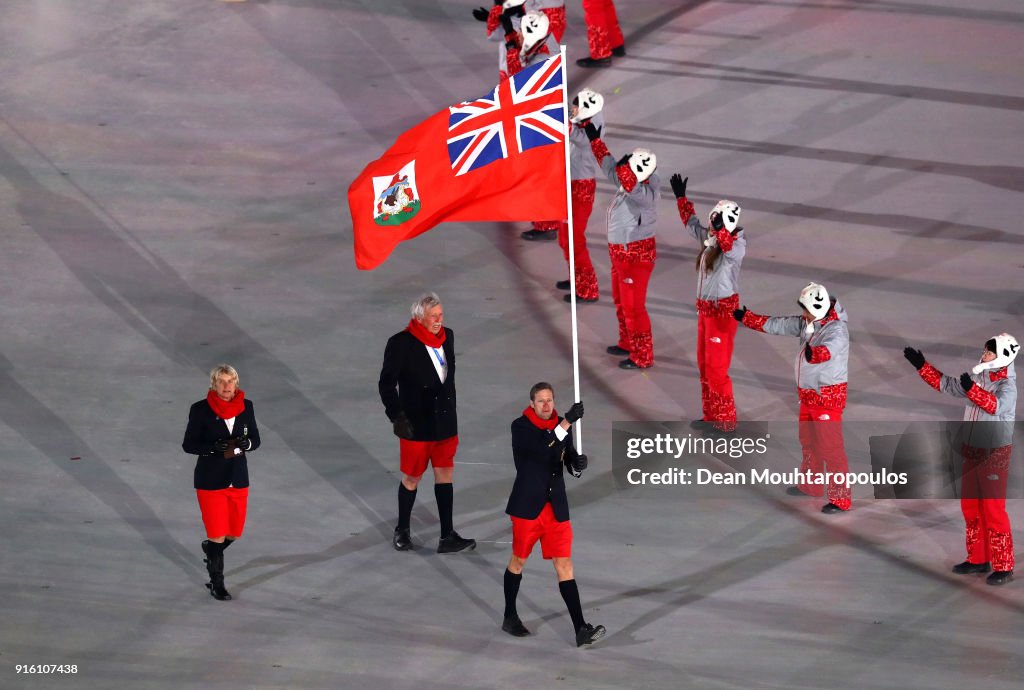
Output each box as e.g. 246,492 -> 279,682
557,46 -> 582,453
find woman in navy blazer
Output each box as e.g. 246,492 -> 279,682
183,364 -> 260,601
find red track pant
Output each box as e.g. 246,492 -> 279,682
797,403 -> 852,510
961,445 -> 1015,571
559,179 -> 599,300
609,237 -> 655,367
541,7 -> 567,42
582,0 -> 624,59
697,311 -> 738,430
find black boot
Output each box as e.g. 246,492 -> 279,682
986,570 -> 1014,586
203,540 -> 232,601
951,560 -> 991,575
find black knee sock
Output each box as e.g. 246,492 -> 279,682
435,483 -> 454,538
397,484 -> 417,530
222,538 -> 234,550
558,579 -> 585,632
504,569 -> 522,618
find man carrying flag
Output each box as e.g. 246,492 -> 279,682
347,54 -> 569,270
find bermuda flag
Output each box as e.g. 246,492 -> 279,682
347,54 -> 568,270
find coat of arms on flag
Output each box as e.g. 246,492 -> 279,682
373,161 -> 420,226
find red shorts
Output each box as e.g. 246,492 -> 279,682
196,487 -> 249,538
511,503 -> 573,560
400,435 -> 458,477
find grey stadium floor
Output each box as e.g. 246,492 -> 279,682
1,1 -> 1023,688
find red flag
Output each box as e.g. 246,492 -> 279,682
348,54 -> 568,270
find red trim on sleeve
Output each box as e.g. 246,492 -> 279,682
966,385 -> 998,415
590,138 -> 610,163
713,228 -> 735,252
487,6 -> 502,35
918,362 -> 942,392
506,44 -> 523,76
807,345 -> 831,364
676,197 -> 695,225
616,163 -> 638,192
742,310 -> 769,332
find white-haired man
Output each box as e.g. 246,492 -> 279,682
379,293 -> 476,553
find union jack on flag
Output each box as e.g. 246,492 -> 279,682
446,55 -> 565,177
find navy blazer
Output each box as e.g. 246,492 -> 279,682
505,415 -> 581,522
378,328 -> 457,441
182,398 -> 261,490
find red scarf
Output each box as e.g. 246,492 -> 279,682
406,318 -> 446,348
207,389 -> 245,419
990,368 -> 1009,382
524,406 -> 559,430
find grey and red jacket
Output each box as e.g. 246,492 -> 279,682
489,6 -> 558,76
916,361 -> 1016,450
568,112 -> 604,181
741,299 -> 850,409
678,197 -> 745,306
590,137 -> 659,246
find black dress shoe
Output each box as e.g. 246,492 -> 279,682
689,419 -> 712,430
555,280 -> 571,291
820,503 -> 844,514
986,570 -> 1014,586
619,358 -> 648,369
575,623 -> 607,647
576,56 -> 612,68
951,560 -> 991,575
438,531 -> 476,553
206,582 -> 232,601
606,345 -> 629,356
393,527 -> 413,551
502,614 -> 531,637
611,45 -> 626,58
785,486 -> 806,496
564,294 -> 598,303
521,229 -> 557,241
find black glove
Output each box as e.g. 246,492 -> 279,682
213,438 -> 231,452
733,306 -> 747,322
960,373 -> 974,393
804,343 -> 814,362
616,152 -> 632,167
237,437 -> 252,452
583,122 -> 601,142
472,7 -> 489,21
711,212 -> 724,231
500,13 -> 514,36
392,413 -> 415,440
670,174 -> 687,199
493,0 -> 502,4
565,401 -> 585,424
572,454 -> 588,472
902,347 -> 925,371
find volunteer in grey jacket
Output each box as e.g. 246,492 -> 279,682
672,173 -> 745,431
583,121 -> 660,369
555,89 -> 604,302
903,334 -> 1018,585
476,1 -> 565,80
499,9 -> 562,240
735,282 -> 852,513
